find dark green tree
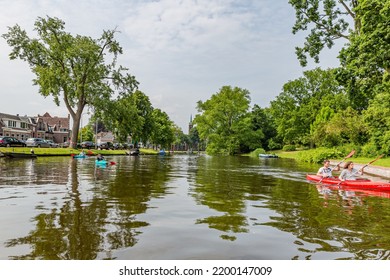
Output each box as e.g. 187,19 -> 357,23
2,16 -> 138,148
289,0 -> 358,67
270,68 -> 347,146
194,86 -> 256,155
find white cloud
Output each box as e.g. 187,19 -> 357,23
0,0 -> 342,132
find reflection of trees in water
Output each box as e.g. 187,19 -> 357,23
0,157 -> 69,186
5,156 -> 172,259
262,181 -> 390,260
190,156 -> 252,240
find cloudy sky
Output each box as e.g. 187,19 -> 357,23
0,0 -> 343,132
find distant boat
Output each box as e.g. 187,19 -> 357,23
126,149 -> 140,156
158,149 -> 166,155
3,152 -> 37,159
72,154 -> 87,159
259,154 -> 278,158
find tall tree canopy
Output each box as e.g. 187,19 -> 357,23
338,0 -> 390,110
2,16 -> 138,148
289,0 -> 358,67
103,90 -> 154,143
270,68 -> 347,146
194,86 -> 257,155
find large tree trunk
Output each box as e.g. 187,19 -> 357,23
70,114 -> 81,149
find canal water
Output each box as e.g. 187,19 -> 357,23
0,154 -> 389,260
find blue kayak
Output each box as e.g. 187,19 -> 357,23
73,154 -> 87,159
95,159 -> 107,165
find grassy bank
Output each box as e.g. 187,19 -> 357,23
0,147 -> 158,156
276,150 -> 390,167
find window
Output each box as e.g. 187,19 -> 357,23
21,123 -> 28,129
8,120 -> 16,127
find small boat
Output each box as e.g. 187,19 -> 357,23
158,149 -> 166,155
95,159 -> 107,165
259,154 -> 278,158
125,149 -> 140,156
306,174 -> 390,191
73,154 -> 87,159
3,152 -> 37,159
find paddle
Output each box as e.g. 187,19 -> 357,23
354,154 -> 385,174
319,150 -> 355,183
338,154 -> 385,186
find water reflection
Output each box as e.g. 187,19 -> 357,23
1,156 -> 172,259
1,155 -> 390,259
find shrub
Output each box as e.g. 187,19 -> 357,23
282,144 -> 296,151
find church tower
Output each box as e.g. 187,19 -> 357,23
188,115 -> 193,134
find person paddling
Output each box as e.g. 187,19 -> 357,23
339,161 -> 364,181
317,159 -> 340,178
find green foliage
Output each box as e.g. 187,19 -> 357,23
270,68 -> 347,146
248,148 -> 266,157
194,86 -> 255,155
363,90 -> 390,155
150,108 -> 175,149
250,105 -> 277,150
2,16 -> 138,148
282,145 -> 296,152
296,148 -> 344,164
104,90 -> 154,143
337,0 -> 390,111
289,0 -> 355,67
361,142 -> 380,158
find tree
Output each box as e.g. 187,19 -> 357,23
290,1 -> 390,111
250,105 -> 277,150
150,108 -> 175,149
194,86 -> 254,155
269,68 -> 347,146
363,91 -> 390,154
2,16 -> 138,148
337,0 -> 390,110
103,90 -> 154,143
289,0 -> 358,67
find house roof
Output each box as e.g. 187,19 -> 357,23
40,112 -> 70,129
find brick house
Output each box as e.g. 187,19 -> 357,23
39,112 -> 70,144
0,112 -> 70,143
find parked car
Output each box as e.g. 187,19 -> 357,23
98,142 -> 113,150
0,136 -> 27,147
25,138 -> 51,148
45,140 -> 59,148
81,141 -> 95,149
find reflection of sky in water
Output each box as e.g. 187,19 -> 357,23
0,155 -> 390,260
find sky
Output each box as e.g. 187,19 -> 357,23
0,0 -> 343,133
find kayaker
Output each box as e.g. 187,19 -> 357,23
97,154 -> 105,161
339,161 -> 364,181
317,159 -> 340,178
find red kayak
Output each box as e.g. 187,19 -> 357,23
306,174 -> 390,191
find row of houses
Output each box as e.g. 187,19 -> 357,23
0,112 -> 71,144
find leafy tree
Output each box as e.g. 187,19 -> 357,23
103,90 -> 154,143
150,108 -> 175,149
270,68 -> 347,146
337,0 -> 390,110
313,106 -> 368,147
250,105 -> 277,150
194,86 -> 255,155
2,16 -> 138,148
363,91 -> 390,154
289,0 -> 358,67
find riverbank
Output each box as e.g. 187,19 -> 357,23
277,150 -> 390,179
